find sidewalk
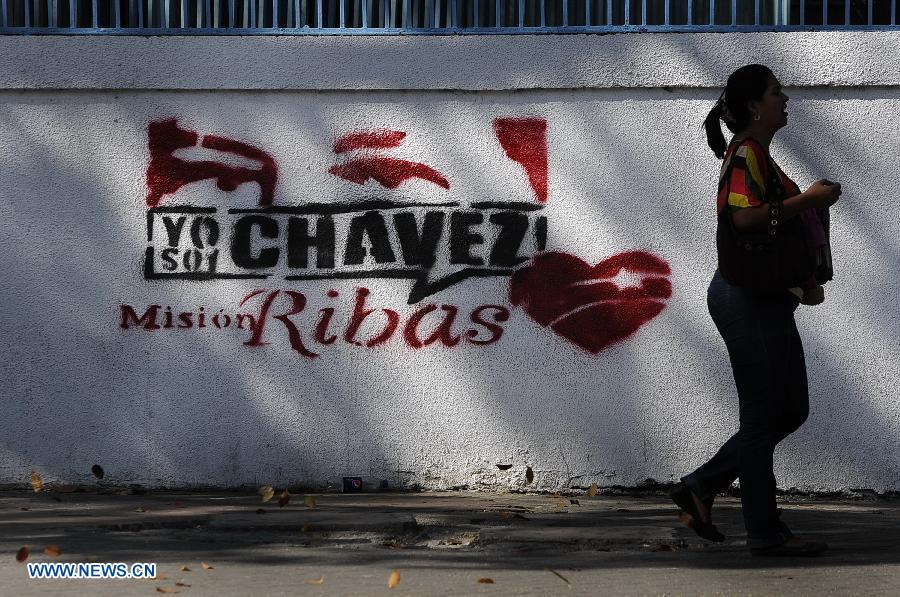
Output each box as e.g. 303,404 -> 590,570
2,488 -> 899,596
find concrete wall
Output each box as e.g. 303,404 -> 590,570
1,33 -> 898,492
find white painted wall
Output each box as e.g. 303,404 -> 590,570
1,33 -> 898,491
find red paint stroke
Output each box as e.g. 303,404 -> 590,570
329,157 -> 450,190
146,118 -> 278,207
493,117 -> 548,203
334,130 -> 407,154
509,251 -> 672,354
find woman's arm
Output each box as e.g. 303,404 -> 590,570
732,180 -> 842,233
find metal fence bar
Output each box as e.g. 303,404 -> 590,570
7,0 -> 900,32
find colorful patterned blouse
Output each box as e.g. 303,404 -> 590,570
716,137 -> 801,215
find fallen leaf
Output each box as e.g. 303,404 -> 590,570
546,568 -> 571,587
31,471 -> 42,493
16,546 -> 29,563
586,483 -> 599,497
526,467 -> 534,484
180,565 -> 191,572
175,582 -> 191,587
278,490 -> 290,507
678,511 -> 693,526
255,508 -> 266,515
304,575 -> 325,585
156,588 -> 180,594
303,495 -> 316,509
498,511 -> 509,519
201,562 -> 214,570
43,545 -> 61,557
388,569 -> 401,589
91,465 -> 104,479
552,492 -> 562,497
258,485 -> 275,502
478,578 -> 495,584
156,574 -> 168,580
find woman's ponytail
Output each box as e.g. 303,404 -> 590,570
704,103 -> 727,159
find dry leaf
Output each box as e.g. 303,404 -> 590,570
43,545 -> 61,557
175,582 -> 191,587
156,587 -> 180,594
304,575 -> 325,585
388,569 -> 401,589
303,495 -> 316,509
157,574 -> 168,580
91,465 -> 104,479
526,467 -> 534,484
586,483 -> 599,497
498,511 -> 509,519
180,565 -> 191,572
31,471 -> 42,493
201,562 -> 214,570
478,578 -> 495,584
552,492 -> 561,497
16,546 -> 29,563
258,485 -> 275,502
278,490 -> 290,508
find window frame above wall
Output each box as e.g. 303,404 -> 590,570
1,0 -> 897,33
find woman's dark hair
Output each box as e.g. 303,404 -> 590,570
704,64 -> 773,159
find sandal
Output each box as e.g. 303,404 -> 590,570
670,482 -> 725,543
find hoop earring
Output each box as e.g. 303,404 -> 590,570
753,113 -> 761,121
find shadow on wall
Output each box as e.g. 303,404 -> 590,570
0,77 -> 897,493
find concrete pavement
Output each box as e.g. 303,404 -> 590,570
1,488 -> 899,596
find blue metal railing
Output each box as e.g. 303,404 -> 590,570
1,0 -> 897,32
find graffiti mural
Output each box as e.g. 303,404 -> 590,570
128,116 -> 672,356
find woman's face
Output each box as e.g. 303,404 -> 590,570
749,73 -> 789,131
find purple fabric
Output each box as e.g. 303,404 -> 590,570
803,208 -> 828,249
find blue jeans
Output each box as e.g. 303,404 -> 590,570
683,270 -> 809,549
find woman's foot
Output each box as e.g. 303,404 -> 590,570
751,536 -> 828,557
670,482 -> 725,543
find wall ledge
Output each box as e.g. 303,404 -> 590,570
2,31 -> 899,91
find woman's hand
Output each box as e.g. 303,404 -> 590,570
803,179 -> 842,209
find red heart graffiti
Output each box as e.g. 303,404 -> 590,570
509,251 -> 673,354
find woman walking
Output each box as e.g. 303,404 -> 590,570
671,64 -> 841,556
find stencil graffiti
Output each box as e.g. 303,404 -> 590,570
131,116 -> 672,355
